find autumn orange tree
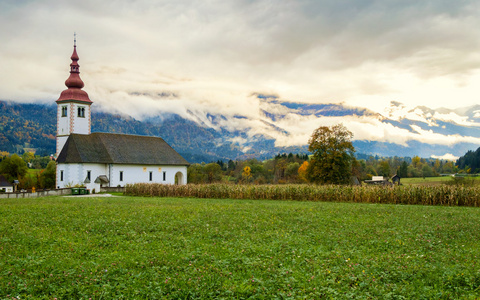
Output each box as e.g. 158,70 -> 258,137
298,161 -> 309,182
242,166 -> 252,182
307,124 -> 355,184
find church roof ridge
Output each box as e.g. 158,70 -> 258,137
89,132 -> 166,140
57,133 -> 189,166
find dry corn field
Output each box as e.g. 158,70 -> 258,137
125,183 -> 480,207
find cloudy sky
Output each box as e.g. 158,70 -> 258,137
2,0 -> 480,157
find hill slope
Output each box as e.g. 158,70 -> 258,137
0,101 -> 307,162
2,99 -> 480,162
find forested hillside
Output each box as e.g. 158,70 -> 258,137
3,100 -> 477,167
0,101 -> 307,162
0,101 -> 56,155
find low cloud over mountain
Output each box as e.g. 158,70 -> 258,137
132,95 -> 480,160
2,98 -> 479,162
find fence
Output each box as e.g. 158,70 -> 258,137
0,188 -> 72,199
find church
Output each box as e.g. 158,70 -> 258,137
55,41 -> 189,191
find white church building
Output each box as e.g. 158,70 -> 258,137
55,41 -> 188,191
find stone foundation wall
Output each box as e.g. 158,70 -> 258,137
0,188 -> 72,199
99,186 -> 126,193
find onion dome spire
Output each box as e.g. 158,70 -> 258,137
56,35 -> 92,104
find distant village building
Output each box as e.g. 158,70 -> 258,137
55,40 -> 188,191
0,175 -> 13,193
364,175 -> 400,186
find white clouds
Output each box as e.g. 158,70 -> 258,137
431,153 -> 459,161
2,0 -> 480,151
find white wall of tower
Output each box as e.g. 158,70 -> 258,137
56,102 -> 91,156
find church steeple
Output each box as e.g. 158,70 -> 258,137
56,36 -> 92,104
56,35 -> 93,157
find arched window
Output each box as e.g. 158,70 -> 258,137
77,107 -> 85,118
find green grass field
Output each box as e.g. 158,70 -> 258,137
401,176 -> 480,186
401,176 -> 454,185
1,196 -> 480,299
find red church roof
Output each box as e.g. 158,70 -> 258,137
56,42 -> 92,104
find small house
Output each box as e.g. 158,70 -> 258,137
0,175 -> 13,193
364,176 -> 392,186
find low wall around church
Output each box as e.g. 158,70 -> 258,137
100,186 -> 126,193
0,188 -> 72,199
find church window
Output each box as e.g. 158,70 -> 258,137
120,171 -> 123,182
61,106 -> 67,117
149,171 -> 153,181
60,170 -> 64,181
163,171 -> 166,181
78,107 -> 85,118
87,170 -> 91,181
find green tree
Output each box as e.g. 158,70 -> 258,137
378,161 -> 391,177
0,154 -> 28,182
398,161 -> 408,178
274,159 -> 287,183
31,156 -> 52,169
422,164 -> 434,178
307,124 -> 355,184
352,158 -> 368,181
227,160 -> 236,172
187,163 -> 206,183
407,165 -> 421,177
203,163 -> 222,183
22,152 -> 35,165
365,165 -> 377,178
442,161 -> 455,174
285,162 -> 300,182
40,161 -> 56,189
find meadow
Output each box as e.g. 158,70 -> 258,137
1,196 -> 480,299
401,176 -> 480,186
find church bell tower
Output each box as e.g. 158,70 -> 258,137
56,36 -> 93,156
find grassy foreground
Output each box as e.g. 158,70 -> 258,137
1,196 -> 480,299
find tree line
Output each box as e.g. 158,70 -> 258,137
187,152 -> 457,185
0,123 -> 467,189
456,147 -> 480,174
187,124 -> 459,184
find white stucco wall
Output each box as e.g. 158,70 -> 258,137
57,163 -> 107,191
57,104 -> 71,137
56,136 -> 68,158
57,163 -> 188,191
56,103 -> 91,156
109,164 -> 187,187
72,103 -> 91,135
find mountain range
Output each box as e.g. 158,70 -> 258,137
1,98 -> 479,162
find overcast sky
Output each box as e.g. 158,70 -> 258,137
2,0 -> 480,156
